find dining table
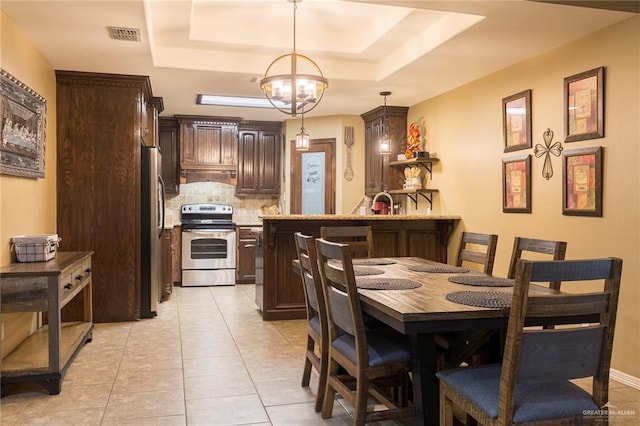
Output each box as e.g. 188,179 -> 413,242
345,256 -> 594,426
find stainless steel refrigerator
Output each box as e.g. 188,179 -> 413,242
141,146 -> 165,318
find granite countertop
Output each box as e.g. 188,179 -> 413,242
258,214 -> 461,221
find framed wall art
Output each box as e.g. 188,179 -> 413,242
562,146 -> 603,217
564,66 -> 604,142
502,89 -> 531,152
502,154 -> 531,213
0,69 -> 47,178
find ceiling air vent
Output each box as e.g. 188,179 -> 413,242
107,26 -> 141,42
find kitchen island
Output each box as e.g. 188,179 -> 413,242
255,215 -> 460,320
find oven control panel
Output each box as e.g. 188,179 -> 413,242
181,203 -> 233,214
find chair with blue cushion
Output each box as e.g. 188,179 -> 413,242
294,232 -> 330,412
315,237 -> 414,425
436,257 -> 623,426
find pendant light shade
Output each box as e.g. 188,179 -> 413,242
379,91 -> 392,154
295,110 -> 310,151
260,0 -> 328,117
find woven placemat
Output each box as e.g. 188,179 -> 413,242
448,275 -> 514,287
408,264 -> 470,273
353,266 -> 386,276
446,291 -> 512,308
352,258 -> 396,266
356,278 -> 422,290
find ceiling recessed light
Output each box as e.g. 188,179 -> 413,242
197,94 -> 275,109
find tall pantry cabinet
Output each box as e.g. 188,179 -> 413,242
56,71 -> 159,322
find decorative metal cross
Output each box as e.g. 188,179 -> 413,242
534,128 -> 563,180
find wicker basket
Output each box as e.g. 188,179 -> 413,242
11,234 -> 62,262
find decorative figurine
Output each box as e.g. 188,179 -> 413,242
406,122 -> 421,159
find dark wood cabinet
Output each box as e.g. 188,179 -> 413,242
361,106 -> 408,197
160,228 -> 172,300
236,227 -> 260,283
158,117 -> 180,194
56,70 -> 157,322
237,121 -> 282,196
172,225 -> 181,284
175,115 -> 241,171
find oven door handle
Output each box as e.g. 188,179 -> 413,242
183,229 -> 235,234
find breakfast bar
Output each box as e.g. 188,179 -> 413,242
255,215 -> 460,320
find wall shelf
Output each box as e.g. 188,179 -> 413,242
389,157 -> 439,179
388,189 -> 439,209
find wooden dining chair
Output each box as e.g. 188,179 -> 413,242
455,231 -> 499,274
436,231 -> 499,368
315,238 -> 415,425
294,232 -> 329,412
437,257 -> 623,426
508,236 -> 567,290
320,226 -> 373,258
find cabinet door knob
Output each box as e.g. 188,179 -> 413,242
64,283 -> 73,290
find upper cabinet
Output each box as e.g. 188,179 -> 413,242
175,115 -> 242,171
361,106 -> 408,197
159,117 -> 180,195
237,121 -> 282,196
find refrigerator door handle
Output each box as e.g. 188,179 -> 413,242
158,175 -> 166,237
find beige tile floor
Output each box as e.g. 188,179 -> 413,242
1,284 -> 639,425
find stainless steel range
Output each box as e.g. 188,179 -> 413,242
181,203 -> 236,286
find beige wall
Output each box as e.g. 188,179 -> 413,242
407,16 -> 639,378
0,12 -> 57,356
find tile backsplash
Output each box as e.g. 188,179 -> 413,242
165,182 -> 280,226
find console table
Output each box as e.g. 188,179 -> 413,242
1,251 -> 94,396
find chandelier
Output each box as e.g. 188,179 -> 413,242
260,0 -> 328,117
379,91 -> 392,154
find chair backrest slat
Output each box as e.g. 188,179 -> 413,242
508,236 -> 567,290
455,231 -> 498,274
518,325 -> 605,382
320,226 -> 373,258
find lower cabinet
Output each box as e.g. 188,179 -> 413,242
236,226 -> 260,283
172,226 -> 182,284
161,228 -> 173,300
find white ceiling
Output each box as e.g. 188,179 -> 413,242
1,0 -> 636,121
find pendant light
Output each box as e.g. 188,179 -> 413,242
260,0 -> 329,117
295,107 -> 310,151
379,91 -> 391,154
